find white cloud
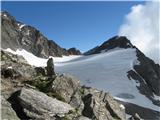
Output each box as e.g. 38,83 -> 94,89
118,1 -> 159,63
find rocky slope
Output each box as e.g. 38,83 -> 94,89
1,11 -> 81,58
1,50 -> 128,120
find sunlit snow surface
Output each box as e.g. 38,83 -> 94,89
4,48 -> 81,67
4,48 -> 160,111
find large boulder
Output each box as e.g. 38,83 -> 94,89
18,87 -> 74,119
51,74 -> 80,102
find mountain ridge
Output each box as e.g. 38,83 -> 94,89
1,11 -> 81,58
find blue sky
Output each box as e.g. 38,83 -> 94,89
2,1 -> 145,52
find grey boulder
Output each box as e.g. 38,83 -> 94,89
18,87 -> 74,119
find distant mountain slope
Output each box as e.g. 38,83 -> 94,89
84,36 -> 160,97
1,11 -> 81,58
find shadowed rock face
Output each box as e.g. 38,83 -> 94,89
1,11 -> 81,58
134,49 -> 160,96
67,47 -> 82,55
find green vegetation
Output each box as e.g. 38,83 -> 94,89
79,87 -> 85,95
60,116 -> 71,120
28,75 -> 52,93
47,92 -> 65,102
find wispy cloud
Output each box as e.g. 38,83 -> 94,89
118,1 -> 159,63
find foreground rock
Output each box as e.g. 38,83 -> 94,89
51,74 -> 126,120
18,87 -> 74,119
1,96 -> 20,120
51,74 -> 80,102
81,87 -> 126,120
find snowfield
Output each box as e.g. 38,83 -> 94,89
4,48 -> 81,67
4,48 -> 160,111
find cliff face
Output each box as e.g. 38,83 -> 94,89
1,11 -> 81,58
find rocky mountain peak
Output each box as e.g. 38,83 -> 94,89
84,36 -> 134,55
1,11 -> 81,58
67,47 -> 81,55
101,36 -> 134,49
1,11 -> 15,21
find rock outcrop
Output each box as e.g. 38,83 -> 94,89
67,47 -> 81,55
81,87 -> 126,120
1,11 -> 81,58
18,87 -> 74,119
46,58 -> 55,77
134,49 -> 160,96
84,36 -> 133,55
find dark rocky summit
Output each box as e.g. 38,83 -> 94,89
1,11 -> 81,58
84,36 -> 133,55
1,50 -> 126,120
67,47 -> 81,55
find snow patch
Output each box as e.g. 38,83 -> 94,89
119,104 -> 125,109
133,59 -> 140,66
3,14 -> 7,17
7,66 -> 12,69
153,93 -> 160,101
19,24 -> 26,30
17,23 -> 26,31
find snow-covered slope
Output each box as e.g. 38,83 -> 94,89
55,48 -> 159,111
4,48 -> 160,112
4,48 -> 81,67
